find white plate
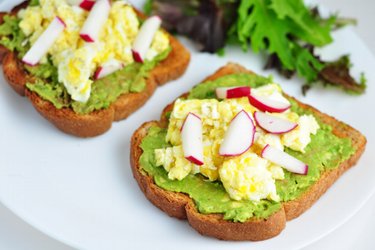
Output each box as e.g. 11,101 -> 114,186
0,1 -> 375,250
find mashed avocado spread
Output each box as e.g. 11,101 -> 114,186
25,49 -> 170,114
140,73 -> 355,222
0,13 -> 171,114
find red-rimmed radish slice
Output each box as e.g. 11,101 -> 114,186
215,86 -> 251,99
249,93 -> 290,113
22,16 -> 66,66
181,113 -> 204,165
261,144 -> 308,175
67,0 -> 95,10
79,0 -> 96,10
132,16 -> 161,63
79,0 -> 110,43
219,110 -> 255,157
254,111 -> 297,134
94,60 -> 124,80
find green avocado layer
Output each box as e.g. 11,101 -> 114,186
0,15 -> 27,55
139,73 -> 355,222
0,14 -> 171,114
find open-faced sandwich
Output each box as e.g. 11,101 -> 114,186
0,0 -> 190,137
130,63 -> 366,241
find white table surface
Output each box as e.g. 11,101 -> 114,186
1,0 -> 374,249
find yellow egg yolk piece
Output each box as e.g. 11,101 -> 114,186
219,152 -> 280,202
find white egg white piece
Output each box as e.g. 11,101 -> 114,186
254,111 -> 298,134
215,86 -> 251,99
249,93 -> 290,113
80,0 -> 111,42
132,16 -> 162,63
261,144 -> 308,175
181,113 -> 204,165
94,59 -> 124,80
58,45 -> 97,103
219,110 -> 255,156
22,16 -> 66,66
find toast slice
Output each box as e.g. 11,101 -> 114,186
0,3 -> 190,137
130,63 -> 366,241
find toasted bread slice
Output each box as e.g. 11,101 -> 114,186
130,63 -> 366,241
0,4 -> 190,137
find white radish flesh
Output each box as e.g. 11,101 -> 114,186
261,144 -> 308,175
94,60 -> 124,79
132,16 -> 161,63
181,113 -> 204,165
249,93 -> 290,113
215,86 -> 251,99
219,110 -> 255,156
22,17 -> 66,66
79,0 -> 110,43
254,111 -> 297,134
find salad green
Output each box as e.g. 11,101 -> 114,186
145,0 -> 366,94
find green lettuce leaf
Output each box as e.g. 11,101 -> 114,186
229,0 -> 330,85
269,0 -> 333,46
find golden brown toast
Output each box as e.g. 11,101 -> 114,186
0,3 -> 190,137
130,63 -> 366,241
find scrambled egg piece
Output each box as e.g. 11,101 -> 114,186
167,98 -> 252,145
282,115 -> 320,153
268,164 -> 285,180
97,1 -> 139,65
18,7 -> 43,36
155,146 -> 195,180
18,0 -> 170,102
252,130 -> 286,180
146,30 -> 170,60
219,152 -> 280,202
163,97 -> 253,181
254,130 -> 284,152
58,45 -> 97,102
154,84 -> 319,202
251,83 -> 290,105
19,0 -> 88,65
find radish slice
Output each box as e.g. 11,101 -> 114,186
67,0 -> 95,10
181,113 -> 204,165
94,60 -> 124,80
254,111 -> 298,134
219,110 -> 255,156
22,17 -> 66,66
261,144 -> 308,175
215,86 -> 251,99
132,16 -> 162,63
79,0 -> 96,10
249,93 -> 290,113
80,0 -> 110,43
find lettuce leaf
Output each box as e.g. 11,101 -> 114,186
229,0 -> 329,79
229,0 -> 365,94
146,0 -> 366,94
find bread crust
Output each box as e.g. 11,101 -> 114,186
130,63 -> 367,241
0,5 -> 190,137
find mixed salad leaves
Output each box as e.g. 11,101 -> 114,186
145,0 -> 366,94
